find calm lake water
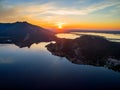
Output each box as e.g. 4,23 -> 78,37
0,32 -> 120,89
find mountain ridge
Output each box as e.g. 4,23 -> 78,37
0,21 -> 55,47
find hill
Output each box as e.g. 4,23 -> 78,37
0,21 -> 55,47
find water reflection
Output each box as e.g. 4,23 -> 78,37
46,35 -> 120,72
56,33 -> 80,39
1,32 -> 120,72
0,35 -> 53,48
0,33 -> 120,89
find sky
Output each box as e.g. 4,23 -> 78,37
0,0 -> 120,31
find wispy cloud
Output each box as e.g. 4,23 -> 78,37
0,0 -> 120,25
0,0 -> 120,16
42,0 -> 120,15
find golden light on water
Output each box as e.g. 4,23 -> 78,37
56,33 -> 80,39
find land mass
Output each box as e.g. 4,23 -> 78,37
46,35 -> 120,72
0,21 -> 55,48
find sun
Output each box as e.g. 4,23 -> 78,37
56,22 -> 65,29
58,24 -> 62,29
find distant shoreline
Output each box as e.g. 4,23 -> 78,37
64,30 -> 120,34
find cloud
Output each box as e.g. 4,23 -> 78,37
17,0 -> 120,16
0,0 -> 22,22
0,0 -> 120,23
0,2 -> 55,22
45,9 -> 87,15
43,0 -> 120,15
83,0 -> 120,13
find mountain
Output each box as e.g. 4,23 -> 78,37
0,21 -> 55,47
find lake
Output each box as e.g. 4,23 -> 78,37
0,32 -> 120,90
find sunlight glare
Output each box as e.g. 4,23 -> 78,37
58,24 -> 62,29
56,22 -> 65,29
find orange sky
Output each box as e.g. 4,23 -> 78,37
0,0 -> 120,31
29,20 -> 120,32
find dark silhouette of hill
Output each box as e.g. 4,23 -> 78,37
46,35 -> 120,72
0,21 -> 56,48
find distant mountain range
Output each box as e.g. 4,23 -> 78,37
0,22 -> 55,47
65,29 -> 120,34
